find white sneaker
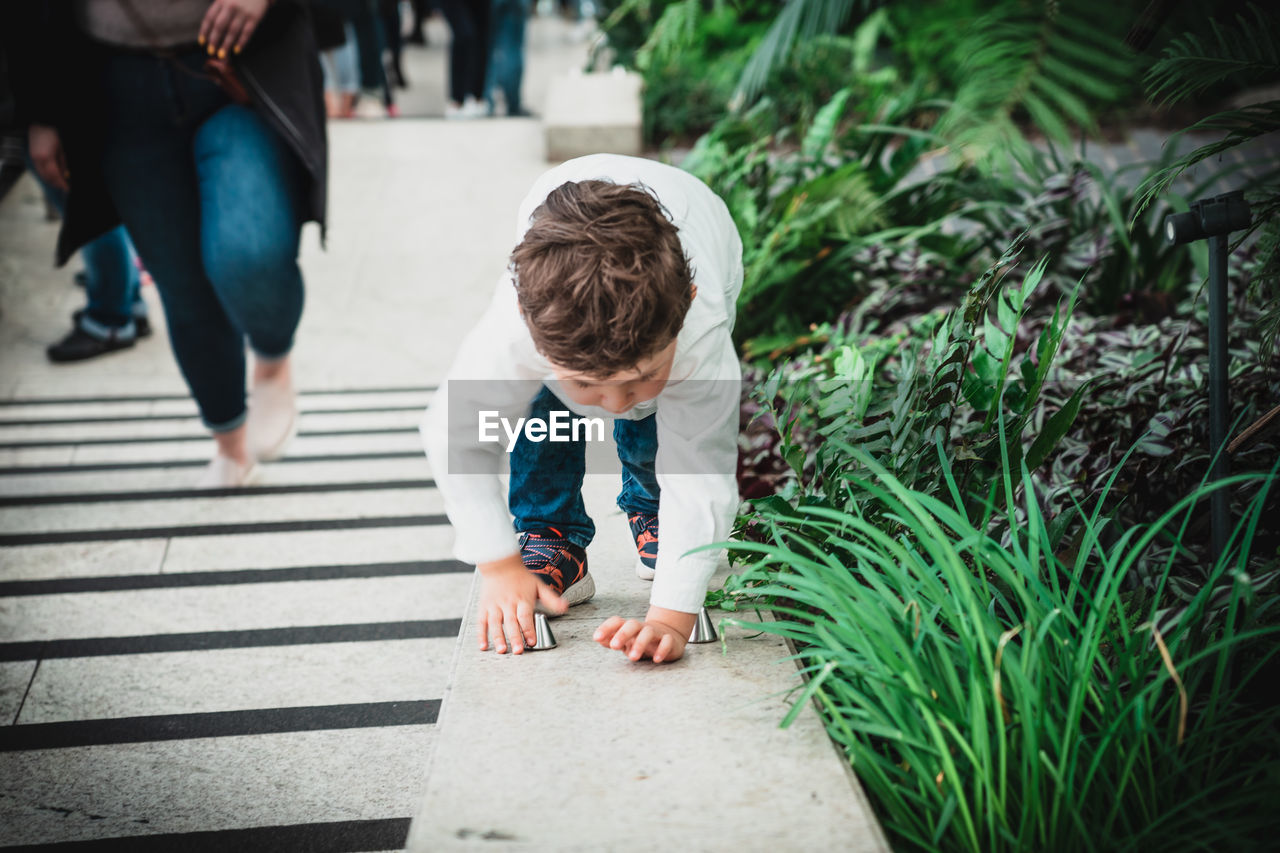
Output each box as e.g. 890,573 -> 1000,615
197,454 -> 260,488
446,97 -> 488,119
247,378 -> 298,461
353,97 -> 387,119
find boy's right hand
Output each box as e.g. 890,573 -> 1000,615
476,553 -> 568,654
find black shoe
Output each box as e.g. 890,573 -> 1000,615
47,325 -> 136,362
72,309 -> 150,338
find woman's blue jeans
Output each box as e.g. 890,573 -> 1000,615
31,163 -> 146,337
486,0 -> 527,115
94,48 -> 307,431
508,385 -> 660,549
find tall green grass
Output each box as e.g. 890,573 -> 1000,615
723,447 -> 1280,852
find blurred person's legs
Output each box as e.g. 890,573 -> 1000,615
439,0 -> 491,117
485,0 -> 527,116
96,49 -> 306,485
351,0 -> 397,115
320,23 -> 360,118
408,0 -> 432,45
32,171 -> 149,362
379,0 -> 407,88
195,105 -> 305,463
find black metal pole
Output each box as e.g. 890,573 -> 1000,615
1165,190 -> 1250,566
1207,233 -> 1230,563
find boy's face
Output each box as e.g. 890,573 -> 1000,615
550,338 -> 679,415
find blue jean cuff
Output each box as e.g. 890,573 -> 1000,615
250,347 -> 292,363
204,408 -> 249,434
78,313 -> 137,342
617,496 -> 660,515
516,526 -> 593,551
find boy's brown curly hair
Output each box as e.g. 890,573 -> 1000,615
510,179 -> 694,376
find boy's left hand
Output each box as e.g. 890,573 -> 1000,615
594,606 -> 697,663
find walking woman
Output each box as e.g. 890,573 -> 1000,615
11,0 -> 327,487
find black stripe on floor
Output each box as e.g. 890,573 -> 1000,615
0,387 -> 436,406
0,427 -> 415,450
0,514 -> 448,547
0,560 -> 467,597
0,818 -> 412,852
0,619 -> 462,662
0,451 -> 423,477
0,404 -> 427,428
0,701 -> 439,751
0,479 -> 436,508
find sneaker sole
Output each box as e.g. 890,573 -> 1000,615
537,571 -> 596,613
635,557 -> 655,581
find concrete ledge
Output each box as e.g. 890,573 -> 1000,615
543,69 -> 643,162
406,480 -> 889,850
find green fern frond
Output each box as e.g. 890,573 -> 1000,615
1249,212 -> 1280,364
937,2 -> 1136,164
734,0 -> 876,105
1133,102 -> 1280,219
801,86 -> 853,162
634,0 -> 701,71
1145,3 -> 1280,107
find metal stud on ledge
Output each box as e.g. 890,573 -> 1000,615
687,607 -> 719,644
529,612 -> 557,651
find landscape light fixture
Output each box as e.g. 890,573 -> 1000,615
1163,190 -> 1252,562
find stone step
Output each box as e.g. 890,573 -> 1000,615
405,476 -> 889,850
543,68 -> 644,162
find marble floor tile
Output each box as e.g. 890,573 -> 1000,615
0,487 -> 446,536
160,524 -> 460,573
0,574 -> 472,643
0,400 -> 158,423
0,456 -> 436,498
0,446 -> 76,469
19,638 -> 455,723
0,661 -> 37,723
65,430 -> 424,465
0,540 -> 168,583
0,727 -> 432,846
0,406 -> 423,445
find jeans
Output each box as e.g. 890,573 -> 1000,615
95,48 -> 307,431
320,23 -> 360,94
32,168 -> 146,338
508,385 -> 660,548
486,0 -> 527,115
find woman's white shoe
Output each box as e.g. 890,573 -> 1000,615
197,454 -> 260,488
247,379 -> 298,461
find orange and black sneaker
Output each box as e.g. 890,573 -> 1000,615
519,527 -> 595,606
628,512 -> 659,581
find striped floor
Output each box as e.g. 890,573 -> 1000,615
0,388 -> 468,852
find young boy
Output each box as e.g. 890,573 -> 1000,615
422,154 -> 743,664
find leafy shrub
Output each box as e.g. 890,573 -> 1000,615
719,452 -> 1280,852
736,242 -> 1079,510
